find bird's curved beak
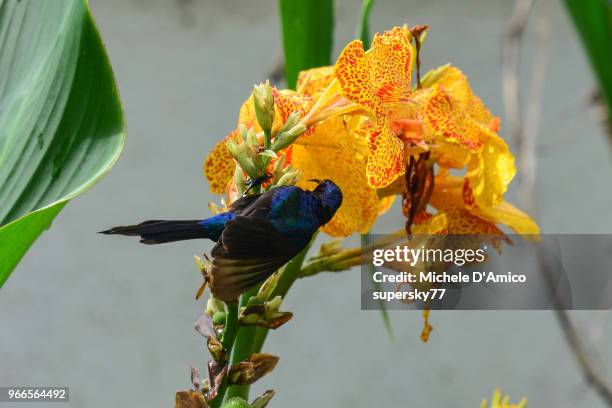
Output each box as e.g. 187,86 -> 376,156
308,179 -> 322,184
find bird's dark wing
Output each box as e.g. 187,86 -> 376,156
209,215 -> 304,301
228,192 -> 263,214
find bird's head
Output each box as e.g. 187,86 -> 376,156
310,179 -> 343,224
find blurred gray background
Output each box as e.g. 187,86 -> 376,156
2,0 -> 612,406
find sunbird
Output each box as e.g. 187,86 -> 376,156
101,179 -> 342,301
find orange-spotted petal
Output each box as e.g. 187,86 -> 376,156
368,26 -> 414,104
335,40 -> 381,114
421,85 -> 485,150
204,130 -> 239,194
366,116 -> 405,188
425,65 -> 494,126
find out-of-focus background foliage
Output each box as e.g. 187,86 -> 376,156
1,0 -> 612,407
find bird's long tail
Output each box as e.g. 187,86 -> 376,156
99,220 -> 209,244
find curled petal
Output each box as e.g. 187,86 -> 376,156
467,132 -> 515,208
228,353 -> 279,385
174,390 -> 208,408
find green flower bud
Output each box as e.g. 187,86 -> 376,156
275,169 -> 300,186
278,111 -> 300,133
271,122 -> 307,152
251,390 -> 275,408
226,139 -> 258,179
221,397 -> 252,408
253,80 -> 275,134
273,155 -> 287,178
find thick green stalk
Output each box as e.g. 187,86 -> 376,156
209,302 -> 239,408
224,285 -> 261,401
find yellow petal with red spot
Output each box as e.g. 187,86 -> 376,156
297,66 -> 335,98
411,212 -> 448,235
432,143 -> 471,169
467,132 -> 515,208
292,116 -> 380,237
426,65 -> 494,126
442,209 -> 509,239
335,40 -> 381,113
368,26 -> 414,104
421,85 -> 485,150
477,201 -> 540,236
366,116 -> 405,188
204,130 -> 239,194
238,95 -> 259,131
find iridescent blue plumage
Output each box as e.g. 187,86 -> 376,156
101,180 -> 343,301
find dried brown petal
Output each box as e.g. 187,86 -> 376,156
175,390 -> 208,408
206,361 -> 228,401
228,353 -> 279,385
191,366 -> 202,390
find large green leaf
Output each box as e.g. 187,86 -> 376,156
278,0 -> 334,89
564,0 -> 612,118
0,0 -> 125,288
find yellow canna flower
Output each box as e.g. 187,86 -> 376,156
204,25 -> 538,241
481,389 -> 527,408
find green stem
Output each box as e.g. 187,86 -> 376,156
224,285 -> 261,401
209,302 -> 239,408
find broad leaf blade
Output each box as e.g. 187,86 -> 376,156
0,0 -> 125,288
278,0 -> 334,89
564,0 -> 612,116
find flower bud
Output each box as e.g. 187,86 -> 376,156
234,166 -> 247,195
226,139 -> 258,179
278,111 -> 300,133
251,390 -> 275,408
257,271 -> 280,301
253,80 -> 275,134
221,397 -> 252,408
275,168 -> 300,186
271,122 -> 307,152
